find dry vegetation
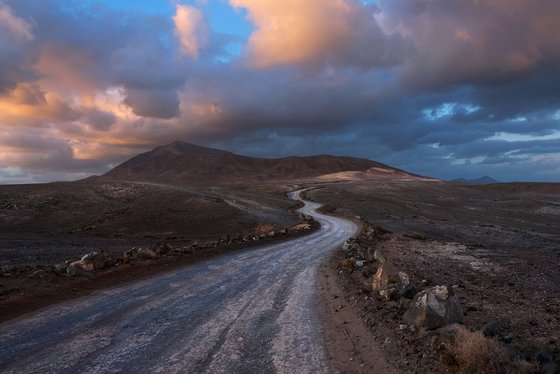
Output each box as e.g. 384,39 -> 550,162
439,326 -> 532,374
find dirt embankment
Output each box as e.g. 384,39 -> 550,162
311,181 -> 560,373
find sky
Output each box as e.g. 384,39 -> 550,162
0,0 -> 559,183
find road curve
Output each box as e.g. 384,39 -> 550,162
0,190 -> 359,374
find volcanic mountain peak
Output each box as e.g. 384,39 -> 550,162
152,141 -> 233,157
102,141 -> 421,183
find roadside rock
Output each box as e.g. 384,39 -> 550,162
291,223 -> 311,232
152,241 -> 173,257
81,252 -> 107,270
372,262 -> 410,300
374,249 -> 386,263
54,263 -> 67,275
403,285 -> 464,330
66,252 -> 107,275
126,247 -> 159,261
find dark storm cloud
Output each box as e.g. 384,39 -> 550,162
0,0 -> 559,183
124,89 -> 180,119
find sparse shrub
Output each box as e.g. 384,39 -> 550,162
340,258 -> 355,270
439,325 -> 534,374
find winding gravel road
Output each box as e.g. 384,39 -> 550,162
0,190 -> 359,373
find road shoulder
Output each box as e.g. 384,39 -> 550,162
316,257 -> 400,374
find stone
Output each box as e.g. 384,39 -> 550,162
482,319 -> 515,343
291,223 -> 311,232
80,251 -> 106,270
54,263 -> 67,274
373,249 -> 386,263
403,285 -> 464,330
152,241 -> 173,256
66,251 -> 106,275
401,285 -> 422,299
372,263 -> 410,300
127,247 -> 159,261
66,261 -> 93,276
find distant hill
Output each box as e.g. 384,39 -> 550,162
450,176 -> 500,185
100,141 -> 421,184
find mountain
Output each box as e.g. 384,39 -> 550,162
100,141 -> 419,184
450,176 -> 500,185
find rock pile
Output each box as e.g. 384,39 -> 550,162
1,218 -> 317,283
339,223 -> 465,331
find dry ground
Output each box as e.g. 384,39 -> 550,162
0,181 -> 308,320
307,180 -> 560,372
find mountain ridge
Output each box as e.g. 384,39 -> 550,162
100,141 -> 422,184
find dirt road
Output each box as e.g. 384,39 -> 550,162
0,190 -> 358,373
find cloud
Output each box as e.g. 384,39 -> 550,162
0,1 -> 34,41
174,4 -> 208,58
0,0 -> 559,183
379,0 -> 560,89
230,0 -> 408,69
124,88 -> 180,119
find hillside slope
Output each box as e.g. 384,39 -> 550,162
101,141 -> 414,183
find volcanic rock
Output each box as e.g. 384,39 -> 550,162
403,285 -> 464,330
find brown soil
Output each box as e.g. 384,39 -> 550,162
317,259 -> 399,373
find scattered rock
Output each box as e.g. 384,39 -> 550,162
126,247 -> 159,261
373,249 -> 386,263
54,263 -> 67,274
482,319 -> 515,343
152,241 -> 173,257
292,223 -> 311,232
403,285 -> 464,330
66,251 -> 107,276
80,252 -> 107,270
372,262 -> 410,300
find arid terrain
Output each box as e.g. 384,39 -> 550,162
307,179 -> 560,372
1,142 -> 559,373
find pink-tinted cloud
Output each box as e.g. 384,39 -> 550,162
0,1 -> 34,41
379,0 -> 560,88
230,0 -> 407,69
174,4 -> 208,58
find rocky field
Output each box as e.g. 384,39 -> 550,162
308,181 -> 560,373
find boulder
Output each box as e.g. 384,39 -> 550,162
80,252 -> 106,270
66,251 -> 106,275
372,262 -> 410,300
291,223 -> 311,232
403,285 -> 464,330
126,247 -> 159,261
